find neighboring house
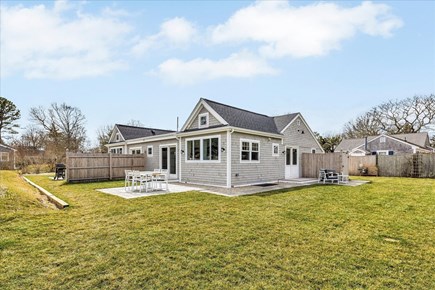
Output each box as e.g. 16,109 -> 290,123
0,143 -> 16,170
106,98 -> 324,188
336,132 -> 435,156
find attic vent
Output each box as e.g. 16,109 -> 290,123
151,130 -> 156,135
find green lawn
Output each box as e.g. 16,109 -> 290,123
1,171 -> 434,289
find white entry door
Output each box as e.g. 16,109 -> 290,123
285,147 -> 300,179
160,146 -> 177,179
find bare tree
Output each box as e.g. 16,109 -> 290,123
96,124 -> 113,153
343,94 -> 435,138
29,103 -> 87,156
126,119 -> 144,127
0,97 -> 21,143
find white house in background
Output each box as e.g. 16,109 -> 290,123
336,132 -> 434,156
106,98 -> 324,188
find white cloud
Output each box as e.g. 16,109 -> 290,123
1,1 -> 132,79
132,17 -> 197,57
211,1 -> 403,58
154,51 -> 277,85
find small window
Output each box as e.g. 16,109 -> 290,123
240,140 -> 260,162
130,148 -> 141,154
380,136 -> 386,143
111,147 -> 123,154
297,119 -> 301,126
147,146 -> 153,157
115,133 -> 121,141
272,143 -> 279,156
311,148 -> 316,154
0,152 -> 9,162
198,113 -> 209,128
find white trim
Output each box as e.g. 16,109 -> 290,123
280,114 -> 325,154
109,147 -> 123,154
198,112 -> 209,129
380,136 -> 386,143
355,134 -> 424,152
240,138 -> 260,163
147,145 -> 153,157
129,147 -> 142,154
272,143 -> 280,156
178,137 -> 182,182
109,125 -> 125,143
177,126 -> 283,139
185,135 -> 221,163
159,143 -> 178,178
226,130 -> 233,188
376,150 -> 391,155
181,99 -> 228,131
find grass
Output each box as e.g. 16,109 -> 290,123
1,170 -> 434,289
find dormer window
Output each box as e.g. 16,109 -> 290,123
198,113 -> 209,128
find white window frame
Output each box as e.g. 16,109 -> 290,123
380,136 -> 386,143
0,152 -> 9,162
115,133 -> 121,141
272,143 -> 279,156
110,147 -> 123,154
296,119 -> 301,126
240,139 -> 260,163
147,145 -> 153,157
377,150 -> 391,155
185,135 -> 221,163
311,148 -> 316,154
129,147 -> 142,155
198,112 -> 209,129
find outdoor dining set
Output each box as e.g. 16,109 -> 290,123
318,169 -> 349,184
124,169 -> 169,193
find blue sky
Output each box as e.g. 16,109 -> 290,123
1,0 -> 434,146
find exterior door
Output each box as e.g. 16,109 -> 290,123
161,146 -> 177,179
285,146 -> 300,179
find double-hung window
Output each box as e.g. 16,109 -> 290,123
241,140 -> 260,162
186,136 -> 220,162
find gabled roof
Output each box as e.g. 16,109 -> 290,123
392,132 -> 430,148
202,99 -> 282,134
273,113 -> 299,132
113,124 -> 175,142
0,143 -> 16,152
336,132 -> 432,152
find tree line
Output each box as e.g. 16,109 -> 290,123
0,94 -> 434,170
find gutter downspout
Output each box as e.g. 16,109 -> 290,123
226,129 -> 234,188
176,135 -> 182,182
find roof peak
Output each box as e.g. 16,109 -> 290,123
115,124 -> 174,132
202,98 -> 271,118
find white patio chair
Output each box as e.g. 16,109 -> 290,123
138,173 -> 153,193
153,169 -> 169,191
125,170 -> 134,191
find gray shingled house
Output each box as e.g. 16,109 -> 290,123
0,143 -> 16,170
336,132 -> 434,156
106,98 -> 324,188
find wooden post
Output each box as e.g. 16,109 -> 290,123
109,153 -> 113,180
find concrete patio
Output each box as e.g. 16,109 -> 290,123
97,178 -> 370,199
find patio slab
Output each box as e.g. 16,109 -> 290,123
97,179 -> 370,199
97,183 -> 204,199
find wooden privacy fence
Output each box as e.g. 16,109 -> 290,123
301,153 -> 348,178
308,153 -> 435,178
66,152 -> 146,182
